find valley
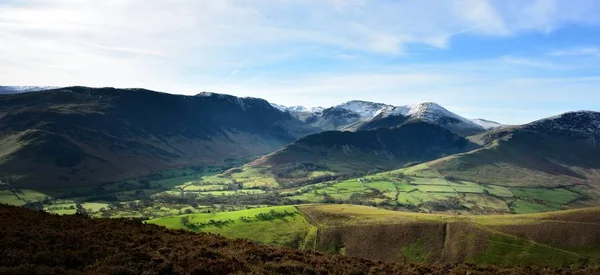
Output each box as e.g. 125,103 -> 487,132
1,87 -> 600,270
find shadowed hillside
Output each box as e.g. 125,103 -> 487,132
0,87 -> 316,189
246,121 -> 479,187
429,111 -> 600,188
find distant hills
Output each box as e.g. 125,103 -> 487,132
429,111 -> 600,187
0,87 -> 316,188
1,86 -> 599,214
249,121 -> 478,186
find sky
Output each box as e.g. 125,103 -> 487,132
1,0 -> 600,124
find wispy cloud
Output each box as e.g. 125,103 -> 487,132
549,47 -> 600,57
0,0 -> 599,124
225,58 -> 249,82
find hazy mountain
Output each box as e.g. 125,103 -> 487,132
0,87 -> 316,188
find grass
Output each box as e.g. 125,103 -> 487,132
512,188 -> 580,205
473,234 -> 587,267
401,240 -> 431,263
410,177 -> 450,186
415,185 -> 456,193
183,184 -> 226,191
147,206 -> 315,248
229,167 -> 279,188
451,186 -> 485,193
398,163 -> 443,178
81,202 -> 110,212
0,193 -> 26,206
365,181 -> 396,192
511,199 -> 558,214
297,204 -> 600,266
397,192 -> 422,205
484,185 -> 514,197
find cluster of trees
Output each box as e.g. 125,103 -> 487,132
181,216 -> 233,229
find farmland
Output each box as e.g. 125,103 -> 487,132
4,204 -> 596,274
149,203 -> 600,267
1,160 -> 594,219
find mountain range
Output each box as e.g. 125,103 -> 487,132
1,86 -> 599,215
0,87 -> 315,188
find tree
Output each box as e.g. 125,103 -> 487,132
75,202 -> 88,216
322,192 -> 335,203
181,216 -> 191,226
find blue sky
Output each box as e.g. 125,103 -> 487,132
1,0 -> 599,124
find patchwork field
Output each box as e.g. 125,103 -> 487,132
149,203 -> 600,267
279,163 -> 593,214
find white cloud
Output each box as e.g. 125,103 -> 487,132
0,0 -> 599,124
550,47 -> 600,57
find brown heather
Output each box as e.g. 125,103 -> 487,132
1,204 -> 599,275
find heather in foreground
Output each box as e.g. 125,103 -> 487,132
0,204 -> 598,275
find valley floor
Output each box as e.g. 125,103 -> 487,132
2,163 -> 600,268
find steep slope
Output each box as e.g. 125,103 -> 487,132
0,87 -> 316,189
358,102 -> 486,136
248,121 -> 478,186
150,203 -> 600,268
1,204 -> 586,274
428,111 -> 600,188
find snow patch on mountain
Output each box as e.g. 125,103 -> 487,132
472,119 -> 503,130
0,86 -> 58,94
337,100 -> 394,120
385,102 -> 470,124
269,103 -> 325,114
382,102 -> 486,135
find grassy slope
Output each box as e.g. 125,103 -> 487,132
298,204 -> 600,266
8,204 -> 553,275
147,206 -> 316,248
148,203 -> 600,267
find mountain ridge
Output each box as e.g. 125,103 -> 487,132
0,87 -> 317,188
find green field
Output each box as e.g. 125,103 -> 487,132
147,204 -> 600,267
147,206 -> 315,248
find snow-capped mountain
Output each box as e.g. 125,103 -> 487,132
472,119 -> 503,130
358,102 -> 487,136
270,103 -> 288,112
337,100 -> 394,120
269,103 -> 324,114
277,100 -> 500,135
0,86 -> 58,94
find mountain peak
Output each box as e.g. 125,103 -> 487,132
378,102 -> 485,136
337,100 -> 394,119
